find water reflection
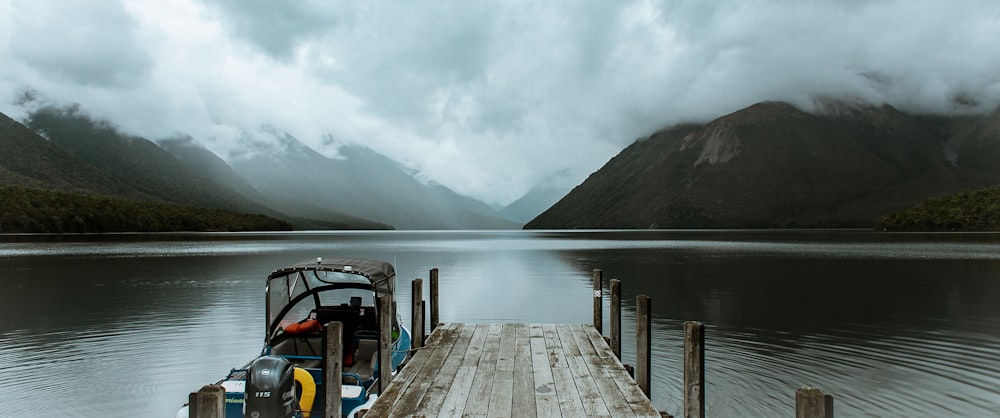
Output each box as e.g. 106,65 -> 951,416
552,234 -> 1000,417
1,231 -> 998,417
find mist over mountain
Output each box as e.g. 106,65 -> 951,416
226,129 -> 518,229
0,111 -> 138,197
4,104 -> 516,230
0,110 -> 293,232
158,135 -> 389,230
501,170 -> 575,223
23,106 -> 278,217
526,101 -> 1000,229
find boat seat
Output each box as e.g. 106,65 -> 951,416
345,338 -> 379,380
355,339 -> 377,364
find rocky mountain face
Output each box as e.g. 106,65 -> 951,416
526,101 -> 1000,229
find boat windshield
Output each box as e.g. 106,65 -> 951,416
267,270 -> 375,332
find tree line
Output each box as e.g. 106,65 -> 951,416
876,185 -> 1000,231
0,186 -> 292,233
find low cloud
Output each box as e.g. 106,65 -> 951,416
2,0 -> 999,205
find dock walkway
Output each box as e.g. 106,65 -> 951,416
365,322 -> 662,417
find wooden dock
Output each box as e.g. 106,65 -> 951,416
186,269 -> 837,418
364,322 -> 663,417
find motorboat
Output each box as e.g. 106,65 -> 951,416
176,256 -> 412,417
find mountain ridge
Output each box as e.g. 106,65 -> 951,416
3,105 -> 517,231
526,100 -> 999,229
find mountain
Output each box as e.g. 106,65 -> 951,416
526,101 -> 996,229
23,106 -> 283,217
0,110 -> 292,232
228,129 -> 518,229
21,106 -> 384,229
158,135 -> 267,203
9,104 -> 512,230
0,111 -> 140,197
158,135 -> 389,230
950,106 -> 1000,182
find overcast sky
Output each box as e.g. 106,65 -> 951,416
2,0 -> 999,205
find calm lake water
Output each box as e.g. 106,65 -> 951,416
1,230 -> 998,417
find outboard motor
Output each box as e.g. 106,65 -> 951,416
245,356 -> 296,418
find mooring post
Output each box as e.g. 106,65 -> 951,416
325,321 -> 343,418
610,278 -> 622,360
684,321 -> 705,418
636,294 -> 651,398
593,269 -> 603,335
188,384 -> 224,418
411,278 -> 424,349
430,268 -> 440,332
378,294 -> 393,394
796,387 -> 834,418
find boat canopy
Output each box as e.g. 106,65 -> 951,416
264,257 -> 396,339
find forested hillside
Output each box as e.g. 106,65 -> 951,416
24,106 -> 275,215
876,185 -> 1000,231
0,112 -> 140,197
0,109 -> 297,233
0,186 -> 291,233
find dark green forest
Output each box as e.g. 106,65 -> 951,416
0,186 -> 292,233
876,185 -> 1000,231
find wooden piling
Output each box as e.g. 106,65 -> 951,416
593,269 -> 603,335
684,321 -> 705,418
411,278 -> 424,349
796,387 -> 834,418
636,294 -> 651,398
430,268 -> 440,332
325,321 -> 343,418
610,279 -> 622,360
188,384 -> 224,418
378,294 -> 393,394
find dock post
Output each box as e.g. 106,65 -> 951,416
636,295 -> 651,398
593,269 -> 603,335
378,294 -> 393,394
411,278 -> 424,349
684,321 -> 705,418
795,387 -> 834,418
325,321 -> 343,418
430,268 -> 440,332
188,384 -> 224,418
610,278 -> 622,360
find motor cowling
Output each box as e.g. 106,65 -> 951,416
245,356 -> 296,418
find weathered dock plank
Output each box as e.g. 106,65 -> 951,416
511,323 -> 537,418
486,323 -> 516,416
367,323 -> 661,418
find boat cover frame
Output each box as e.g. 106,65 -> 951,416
264,257 -> 396,342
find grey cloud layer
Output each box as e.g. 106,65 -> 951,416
2,0 -> 998,204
